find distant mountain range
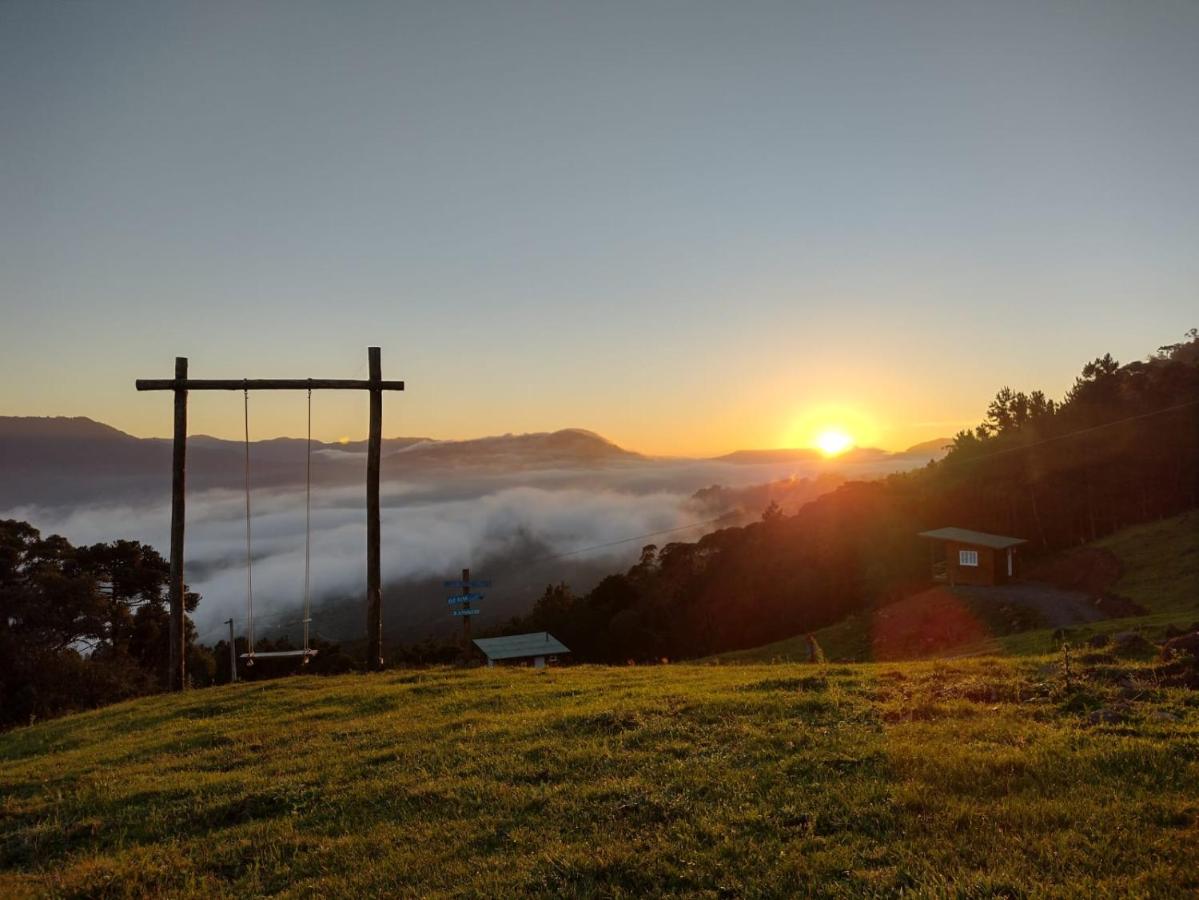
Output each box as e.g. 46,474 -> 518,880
712,447 -> 886,465
711,438 -> 952,466
0,416 -> 949,508
0,417 -> 645,506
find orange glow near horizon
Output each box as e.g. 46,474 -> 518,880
63,377 -> 972,457
781,403 -> 880,456
814,427 -> 854,457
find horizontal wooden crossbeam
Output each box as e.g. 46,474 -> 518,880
135,378 -> 404,391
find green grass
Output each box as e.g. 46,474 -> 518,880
1092,509 -> 1199,616
725,510 -> 1199,664
2,658 -> 1198,897
991,510 -> 1199,656
2,513 -> 1196,896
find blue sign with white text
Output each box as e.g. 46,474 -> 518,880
452,607 -> 481,617
447,592 -> 485,605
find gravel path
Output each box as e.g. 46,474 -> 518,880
953,582 -> 1107,628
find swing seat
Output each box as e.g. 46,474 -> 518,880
240,650 -> 319,660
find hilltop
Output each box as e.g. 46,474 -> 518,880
1,654 -> 1197,896
0,416 -> 136,441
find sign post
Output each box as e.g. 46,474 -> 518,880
445,568 -> 489,657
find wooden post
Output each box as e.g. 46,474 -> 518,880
366,346 -> 384,670
168,357 -> 187,691
226,618 -> 238,683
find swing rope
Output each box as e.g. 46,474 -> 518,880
233,381 -> 316,671
238,382 -> 318,667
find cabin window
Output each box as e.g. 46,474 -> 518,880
959,549 -> 979,567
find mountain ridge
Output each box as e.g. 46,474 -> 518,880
0,415 -> 136,440
0,416 -> 645,506
0,417 -> 635,458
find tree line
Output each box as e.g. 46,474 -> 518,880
0,528 -> 206,727
0,525 -> 353,729
499,332 -> 1199,662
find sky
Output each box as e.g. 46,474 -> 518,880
1,1 -> 1196,456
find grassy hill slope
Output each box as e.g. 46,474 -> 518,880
2,657 -> 1197,896
724,510 -> 1199,664
992,509 -> 1199,656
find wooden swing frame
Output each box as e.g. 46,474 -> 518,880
136,347 -> 404,690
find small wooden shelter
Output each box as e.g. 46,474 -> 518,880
473,632 -> 570,668
918,527 -> 1026,587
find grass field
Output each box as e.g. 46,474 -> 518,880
2,654 -> 1198,897
724,511 -> 1199,664
993,510 -> 1198,656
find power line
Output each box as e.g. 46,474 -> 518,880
520,516 -> 732,568
530,400 -> 1198,563
937,398 -> 1199,465
196,517 -> 734,644
195,610 -> 307,644
196,396 -> 1198,642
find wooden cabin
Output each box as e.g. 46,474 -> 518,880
472,632 -> 570,668
918,527 -> 1027,587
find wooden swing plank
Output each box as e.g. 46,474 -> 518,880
240,650 -> 320,659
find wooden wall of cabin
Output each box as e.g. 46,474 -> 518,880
945,539 -> 999,586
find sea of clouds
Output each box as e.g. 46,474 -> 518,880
4,453 -> 928,644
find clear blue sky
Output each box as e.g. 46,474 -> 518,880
1,1 -> 1195,454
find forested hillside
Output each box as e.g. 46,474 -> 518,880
505,333 -> 1199,661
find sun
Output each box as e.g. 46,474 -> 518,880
814,428 -> 854,457
780,404 -> 876,457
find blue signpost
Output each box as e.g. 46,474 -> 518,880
449,567 -> 486,652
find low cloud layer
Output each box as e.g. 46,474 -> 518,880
5,477 -> 699,641
4,452 -> 931,644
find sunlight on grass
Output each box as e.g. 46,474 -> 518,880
1,658 -> 1196,896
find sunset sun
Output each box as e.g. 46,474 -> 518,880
815,428 -> 854,457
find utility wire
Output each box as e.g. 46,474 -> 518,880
197,397 -> 1198,643
937,398 -> 1199,465
514,397 -> 1199,569
518,516 -> 732,568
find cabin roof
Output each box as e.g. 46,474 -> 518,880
473,632 -> 570,660
917,527 -> 1027,549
